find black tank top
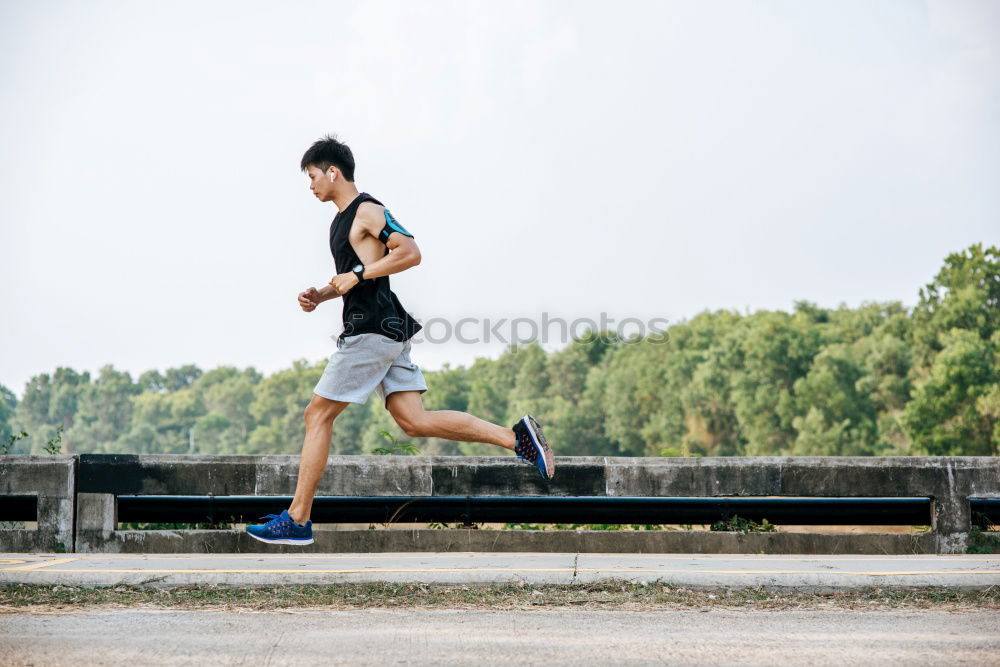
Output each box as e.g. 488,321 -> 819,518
329,192 -> 422,342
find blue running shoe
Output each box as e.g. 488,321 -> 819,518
513,414 -> 555,480
245,509 -> 314,545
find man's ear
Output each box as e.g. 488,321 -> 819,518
327,167 -> 337,182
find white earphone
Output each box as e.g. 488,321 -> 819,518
328,171 -> 336,182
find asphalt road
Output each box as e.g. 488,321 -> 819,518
1,608 -> 997,666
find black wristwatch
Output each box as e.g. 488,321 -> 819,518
352,263 -> 366,284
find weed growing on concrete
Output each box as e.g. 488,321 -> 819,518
2,430 -> 28,455
41,425 -> 64,455
372,430 -> 420,455
710,516 -> 776,533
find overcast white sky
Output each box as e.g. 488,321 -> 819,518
1,0 -> 997,397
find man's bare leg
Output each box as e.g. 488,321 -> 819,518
385,390 -> 517,450
287,394 -> 349,525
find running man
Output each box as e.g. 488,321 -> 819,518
247,135 -> 554,545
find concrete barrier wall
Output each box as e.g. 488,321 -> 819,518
2,455 -> 997,554
602,456 -> 1000,554
0,455 -> 75,552
66,454 -> 1000,555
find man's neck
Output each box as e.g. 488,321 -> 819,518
332,185 -> 362,212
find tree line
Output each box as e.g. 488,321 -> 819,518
2,244 -> 997,458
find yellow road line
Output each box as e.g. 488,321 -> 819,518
575,569 -> 1000,576
53,555 -> 517,561
1,567 -> 574,574
2,558 -> 79,571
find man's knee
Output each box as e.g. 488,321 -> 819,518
304,396 -> 344,425
395,413 -> 428,438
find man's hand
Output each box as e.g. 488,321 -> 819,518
298,283 -> 342,312
297,287 -> 322,312
329,272 -> 360,295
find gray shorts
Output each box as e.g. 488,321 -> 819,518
313,333 -> 427,406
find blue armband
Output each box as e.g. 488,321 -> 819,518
377,209 -> 413,244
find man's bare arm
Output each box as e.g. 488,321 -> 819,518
329,205 -> 421,294
355,205 -> 422,279
315,284 -> 341,302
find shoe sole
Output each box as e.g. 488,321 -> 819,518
524,415 -> 555,479
246,531 -> 314,546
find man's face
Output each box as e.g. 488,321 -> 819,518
306,165 -> 337,202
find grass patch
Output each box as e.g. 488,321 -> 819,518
710,516 -> 776,533
1,582 -> 997,612
968,512 -> 1000,554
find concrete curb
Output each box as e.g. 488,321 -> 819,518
86,528 -> 940,555
2,552 -> 998,591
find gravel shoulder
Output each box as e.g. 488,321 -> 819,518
3,581 -> 999,612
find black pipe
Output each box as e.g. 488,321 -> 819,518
0,495 -> 36,522
115,495 -> 932,526
970,498 -> 1000,524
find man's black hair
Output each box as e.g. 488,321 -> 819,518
300,134 -> 356,182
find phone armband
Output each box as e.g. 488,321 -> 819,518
377,209 -> 414,244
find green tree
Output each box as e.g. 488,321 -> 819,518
190,366 -> 262,453
69,365 -> 141,453
248,359 -> 325,454
543,332 -> 620,456
465,345 -> 522,427
903,329 -> 999,456
0,384 -> 17,447
122,383 -> 205,453
728,311 -> 822,455
911,244 -> 1000,368
15,367 -> 90,454
680,316 -> 744,456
